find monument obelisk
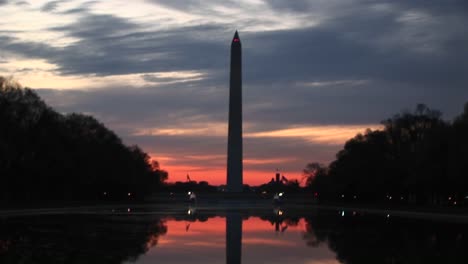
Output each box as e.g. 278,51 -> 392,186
227,31 -> 243,193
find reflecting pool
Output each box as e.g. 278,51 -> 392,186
0,206 -> 467,263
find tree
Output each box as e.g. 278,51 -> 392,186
0,77 -> 167,201
320,103 -> 455,204
303,162 -> 328,187
449,102 -> 468,199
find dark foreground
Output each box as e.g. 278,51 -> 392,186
1,203 -> 468,264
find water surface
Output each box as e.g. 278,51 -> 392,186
0,206 -> 467,263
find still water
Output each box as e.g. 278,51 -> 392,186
0,206 -> 467,263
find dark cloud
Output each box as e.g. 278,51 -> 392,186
41,0 -> 76,12
146,0 -> 237,13
36,83 -> 228,131
243,17 -> 468,88
61,7 -> 87,14
0,36 -> 56,59
38,14 -> 227,76
60,1 -> 95,14
2,2 -> 467,88
0,0 -> 28,6
41,2 -> 58,12
51,13 -> 137,38
15,1 -> 29,6
263,0 -> 468,15
392,0 -> 468,15
264,0 -> 312,13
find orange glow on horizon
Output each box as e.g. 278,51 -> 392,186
148,124 -> 381,186
150,153 -> 307,186
161,164 -> 302,186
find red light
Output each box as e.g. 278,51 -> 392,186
233,38 -> 239,42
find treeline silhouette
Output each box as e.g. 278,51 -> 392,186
305,103 -> 468,205
0,77 -> 167,202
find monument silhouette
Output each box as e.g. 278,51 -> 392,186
227,31 -> 243,193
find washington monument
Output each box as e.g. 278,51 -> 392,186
227,31 -> 243,192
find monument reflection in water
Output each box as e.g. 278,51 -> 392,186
1,207 -> 468,263
226,212 -> 242,264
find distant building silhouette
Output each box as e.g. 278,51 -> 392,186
227,31 -> 243,192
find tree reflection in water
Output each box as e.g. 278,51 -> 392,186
304,211 -> 468,264
1,208 -> 467,264
0,213 -> 167,263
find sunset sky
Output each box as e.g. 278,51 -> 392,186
1,0 -> 468,185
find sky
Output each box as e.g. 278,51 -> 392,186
1,0 -> 468,185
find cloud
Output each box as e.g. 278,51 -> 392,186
265,0 -> 312,12
133,123 -> 227,137
146,0 -> 237,12
41,0 -> 66,12
245,125 -> 382,145
141,71 -> 205,84
133,122 -> 379,146
3,0 -> 468,184
15,1 -> 29,6
0,0 -> 30,5
2,1 -> 468,89
46,15 -> 227,76
147,0 -> 321,31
